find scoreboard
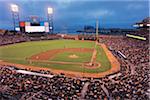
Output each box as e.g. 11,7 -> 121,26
18,21 -> 50,33
25,26 -> 45,32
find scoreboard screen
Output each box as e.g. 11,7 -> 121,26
25,26 -> 45,32
19,21 -> 50,33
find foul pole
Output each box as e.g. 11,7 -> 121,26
96,20 -> 99,42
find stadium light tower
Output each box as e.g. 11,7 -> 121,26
10,4 -> 20,32
47,7 -> 53,34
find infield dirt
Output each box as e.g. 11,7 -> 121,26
29,48 -> 93,61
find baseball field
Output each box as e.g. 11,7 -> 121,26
0,40 -> 120,77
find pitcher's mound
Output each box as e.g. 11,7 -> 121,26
69,54 -> 79,58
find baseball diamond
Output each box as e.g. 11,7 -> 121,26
0,40 -> 120,78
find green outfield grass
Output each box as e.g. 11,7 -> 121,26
0,40 -> 111,73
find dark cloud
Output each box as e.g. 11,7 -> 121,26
0,0 -> 149,32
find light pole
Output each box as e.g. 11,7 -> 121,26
10,4 -> 20,32
47,7 -> 53,34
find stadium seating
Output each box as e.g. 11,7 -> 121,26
0,28 -> 149,99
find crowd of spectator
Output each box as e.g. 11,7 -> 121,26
0,33 -> 29,45
0,66 -> 85,99
100,33 -> 149,99
0,31 -> 61,46
78,34 -> 96,40
0,29 -> 149,99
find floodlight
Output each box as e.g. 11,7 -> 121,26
11,4 -> 19,12
49,26 -> 53,29
15,27 -> 20,31
133,24 -> 138,27
139,24 -> 143,27
147,24 -> 150,26
48,7 -> 53,14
